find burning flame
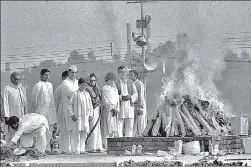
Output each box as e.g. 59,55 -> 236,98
158,43 -> 234,117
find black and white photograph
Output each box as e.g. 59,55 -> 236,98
1,0 -> 251,166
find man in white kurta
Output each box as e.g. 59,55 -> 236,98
68,78 -> 93,154
101,72 -> 120,149
3,72 -> 28,142
116,66 -> 138,137
54,70 -> 69,130
5,113 -> 49,154
31,68 -> 57,152
54,65 -> 79,154
129,70 -> 147,137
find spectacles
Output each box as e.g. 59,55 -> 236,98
12,78 -> 21,81
90,80 -> 96,82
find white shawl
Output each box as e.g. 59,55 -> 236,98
68,90 -> 93,132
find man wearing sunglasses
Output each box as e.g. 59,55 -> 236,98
3,72 -> 28,143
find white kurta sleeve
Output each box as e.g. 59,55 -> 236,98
102,88 -> 113,111
62,85 -> 74,99
54,86 -> 61,113
130,82 -> 138,104
23,87 -> 28,115
68,93 -> 75,117
31,83 -> 40,112
3,87 -> 10,117
139,82 -> 146,108
11,129 -> 24,144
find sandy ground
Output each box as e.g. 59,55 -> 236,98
11,153 -> 251,166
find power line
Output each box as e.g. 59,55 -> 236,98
1,39 -> 129,51
2,53 -> 136,71
2,60 -> 250,84
2,45 -> 111,58
1,50 -> 115,64
224,32 -> 251,35
1,44 -> 159,60
1,44 -> 160,63
3,51 -> 251,71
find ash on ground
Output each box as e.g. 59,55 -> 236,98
0,147 -> 46,166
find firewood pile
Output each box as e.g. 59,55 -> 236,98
142,94 -> 231,137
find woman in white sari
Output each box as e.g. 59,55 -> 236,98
85,73 -> 104,153
101,72 -> 120,150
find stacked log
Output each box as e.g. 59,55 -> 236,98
142,95 -> 231,137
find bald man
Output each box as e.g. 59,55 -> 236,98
3,72 -> 28,142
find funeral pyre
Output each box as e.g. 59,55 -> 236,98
142,93 -> 231,137
143,47 -> 234,138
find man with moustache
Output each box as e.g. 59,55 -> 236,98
116,66 -> 138,137
129,70 -> 146,137
31,68 -> 57,152
3,72 -> 28,143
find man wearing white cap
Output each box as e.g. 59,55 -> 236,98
54,65 -> 79,154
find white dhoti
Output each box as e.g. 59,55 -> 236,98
133,113 -> 146,137
19,133 -> 34,148
35,125 -> 47,153
101,105 -> 120,149
118,118 -> 134,137
71,130 -> 87,154
59,130 -> 72,153
18,125 -> 47,154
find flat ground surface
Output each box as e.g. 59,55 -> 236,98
11,153 -> 251,166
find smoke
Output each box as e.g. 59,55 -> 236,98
159,36 -> 234,115
97,2 -> 121,53
157,2 -> 237,114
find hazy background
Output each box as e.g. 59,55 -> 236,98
1,1 -> 251,117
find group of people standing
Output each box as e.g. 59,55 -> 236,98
0,64 -> 147,155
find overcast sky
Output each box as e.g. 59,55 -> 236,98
1,1 -> 251,71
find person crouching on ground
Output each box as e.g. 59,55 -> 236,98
67,77 -> 93,154
5,113 -> 49,154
